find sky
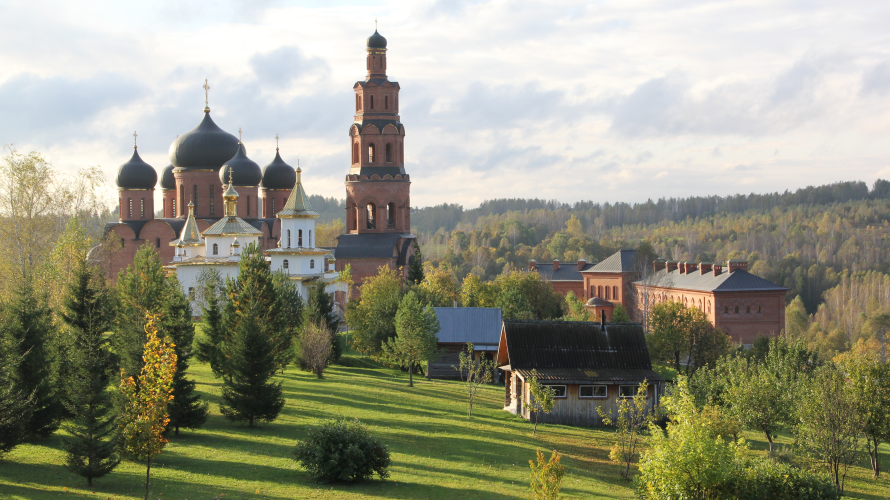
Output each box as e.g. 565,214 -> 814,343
1,0 -> 889,210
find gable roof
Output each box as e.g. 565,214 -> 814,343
530,262 -> 595,281
276,170 -> 319,218
499,320 -> 663,383
585,249 -> 638,273
202,216 -> 263,236
433,307 -> 502,349
636,268 -> 787,293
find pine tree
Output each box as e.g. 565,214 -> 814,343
0,281 -> 61,438
381,291 -> 440,387
0,329 -> 31,458
159,278 -> 208,436
272,270 -> 304,367
115,244 -> 167,378
304,284 -> 341,362
219,243 -> 286,427
195,269 -> 227,379
60,261 -> 120,485
408,240 -> 424,285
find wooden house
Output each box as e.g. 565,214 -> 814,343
426,307 -> 502,379
497,320 -> 664,427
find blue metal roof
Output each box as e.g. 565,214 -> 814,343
433,307 -> 502,347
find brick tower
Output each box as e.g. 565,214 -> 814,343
335,30 -> 415,293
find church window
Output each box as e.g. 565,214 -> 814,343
366,203 -> 377,230
310,259 -> 315,269
120,238 -> 125,248
387,202 -> 395,229
757,305 -> 762,313
272,198 -> 276,214
734,306 -> 739,314
156,238 -> 161,248
193,185 -> 198,206
385,143 -> 392,162
308,230 -> 312,247
172,199 -> 176,217
385,95 -> 389,109
605,287 -> 610,300
724,306 -> 729,314
353,143 -> 359,164
210,186 -> 215,215
370,95 -> 374,109
746,305 -> 751,313
119,198 -> 122,218
597,286 -> 603,298
298,229 -> 303,247
356,95 -> 360,111
212,243 -> 218,255
400,142 -> 404,163
247,195 -> 250,216
140,198 -> 145,218
359,95 -> 362,110
283,259 -> 289,270
395,95 -> 398,110
368,143 -> 376,163
287,230 -> 291,248
707,301 -> 711,314
128,198 -> 132,218
179,186 -> 185,215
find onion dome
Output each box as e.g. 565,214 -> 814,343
260,150 -> 296,190
168,112 -> 239,170
159,164 -> 175,190
116,148 -> 157,190
219,143 -> 262,186
367,30 -> 387,49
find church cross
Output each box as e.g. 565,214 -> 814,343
238,127 -> 242,142
275,133 -> 279,150
133,130 -> 137,148
375,18 -> 378,30
203,79 -> 210,107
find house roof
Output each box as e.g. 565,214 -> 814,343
334,233 -> 413,263
585,249 -> 638,273
433,307 -> 502,349
499,320 -> 663,382
530,262 -> 595,281
635,268 -> 788,293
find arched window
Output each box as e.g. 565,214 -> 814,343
366,203 -> 377,230
141,198 -> 145,218
370,95 -> 374,109
310,259 -> 315,269
358,95 -> 362,109
734,306 -> 739,314
287,230 -> 291,248
247,195 -> 250,216
156,238 -> 161,248
387,202 -> 396,229
597,286 -> 603,297
613,286 -> 618,299
180,185 -> 184,215
746,305 -> 751,313
368,143 -> 376,163
283,259 -> 289,270
707,301 -> 711,314
385,143 -> 392,162
605,287 -> 610,300
120,238 -> 125,248
308,230 -> 312,247
172,199 -> 176,217
212,243 -> 218,255
127,198 -> 132,218
193,185 -> 198,206
298,229 -> 303,247
353,143 -> 359,164
400,142 -> 404,163
385,95 -> 389,109
355,94 -> 360,111
757,305 -> 762,313
210,185 -> 215,215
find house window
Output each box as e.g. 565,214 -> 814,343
618,385 -> 639,398
757,305 -> 762,313
734,306 -> 739,314
298,229 -> 303,247
598,286 -> 603,298
283,259 -> 289,269
310,259 -> 315,269
579,385 -> 607,398
546,385 -> 567,398
212,243 -> 218,255
188,287 -> 195,301
140,198 -> 145,218
613,286 -> 618,299
287,230 -> 291,248
210,186 -> 215,215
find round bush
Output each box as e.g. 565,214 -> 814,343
294,419 -> 391,483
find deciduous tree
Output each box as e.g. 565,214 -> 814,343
115,244 -> 167,379
523,370 -> 556,435
598,381 -> 654,478
381,291 -> 440,387
346,266 -> 404,356
529,449 -> 565,500
301,320 -> 332,378
648,300 -> 730,376
453,343 -> 495,417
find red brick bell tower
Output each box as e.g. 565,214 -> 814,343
335,30 -> 416,294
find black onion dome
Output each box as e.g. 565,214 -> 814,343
260,150 -> 296,190
168,112 -> 240,170
159,164 -> 175,190
116,148 -> 157,190
219,143 -> 262,186
367,30 -> 387,48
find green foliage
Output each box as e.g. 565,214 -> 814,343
303,284 -> 339,362
272,269 -> 305,346
647,300 -> 730,377
597,381 -> 654,479
0,324 -> 31,458
414,267 -> 460,307
408,240 -> 424,285
380,292 -> 440,387
194,269 -> 226,378
785,296 -> 808,337
528,449 -> 565,500
612,303 -> 631,322
453,343 -> 495,417
495,271 -> 564,320
159,278 -> 207,435
562,291 -> 589,322
300,320 -> 332,378
733,459 -> 840,500
60,261 -> 119,486
219,244 -> 286,427
460,273 -> 498,308
523,369 -> 556,435
115,244 -> 168,379
293,419 -> 391,483
346,266 -> 404,356
0,280 -> 61,439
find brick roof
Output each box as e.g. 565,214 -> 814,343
636,268 -> 788,293
530,262 -> 596,281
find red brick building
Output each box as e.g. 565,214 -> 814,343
527,259 -> 595,297
334,30 -> 416,294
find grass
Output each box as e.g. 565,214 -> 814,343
2,342 -> 890,499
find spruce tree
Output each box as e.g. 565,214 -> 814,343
408,240 -> 424,285
60,261 -> 119,485
115,244 -> 167,378
195,269 -> 227,379
0,281 -> 61,438
0,330 -> 31,458
159,278 -> 208,435
219,243 -> 286,426
272,270 -> 304,368
304,285 -> 341,361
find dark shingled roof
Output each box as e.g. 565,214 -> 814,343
636,268 -> 788,293
116,148 -> 157,190
169,112 -> 240,170
531,262 -> 595,281
500,320 -> 663,383
334,233 -> 414,265
434,308 -> 502,349
260,151 -> 296,190
367,30 -> 387,49
586,249 -> 638,273
159,164 -> 175,190
219,143 -> 262,186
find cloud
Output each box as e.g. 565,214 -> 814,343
249,46 -> 330,88
861,62 -> 890,96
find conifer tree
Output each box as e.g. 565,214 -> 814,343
115,244 -> 167,378
0,281 -> 61,438
272,269 -> 304,367
195,269 -> 227,379
219,243 -> 286,426
408,240 -> 424,285
0,331 -> 31,458
304,284 -> 341,361
159,278 -> 208,435
60,261 -> 119,485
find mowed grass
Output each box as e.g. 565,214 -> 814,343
2,344 -> 890,499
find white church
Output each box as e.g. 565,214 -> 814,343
165,166 -> 347,306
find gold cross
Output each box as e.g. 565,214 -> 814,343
275,134 -> 279,150
203,79 -> 210,107
375,18 -> 377,30
238,127 -> 242,142
133,130 -> 137,148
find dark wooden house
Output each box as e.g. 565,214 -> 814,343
497,320 -> 664,427
426,307 -> 502,379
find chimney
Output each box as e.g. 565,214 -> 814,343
653,258 -> 666,272
530,259 -> 537,270
553,259 -> 560,271
713,264 -> 723,276
666,261 -> 678,273
577,259 -> 586,271
686,262 -> 698,274
699,262 -> 712,275
727,260 -> 748,273
678,262 -> 686,274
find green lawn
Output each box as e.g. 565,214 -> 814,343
2,348 -> 890,499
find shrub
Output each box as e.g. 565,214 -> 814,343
733,459 -> 840,500
293,419 -> 390,483
529,449 -> 565,500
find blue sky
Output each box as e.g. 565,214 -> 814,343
1,0 -> 888,209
